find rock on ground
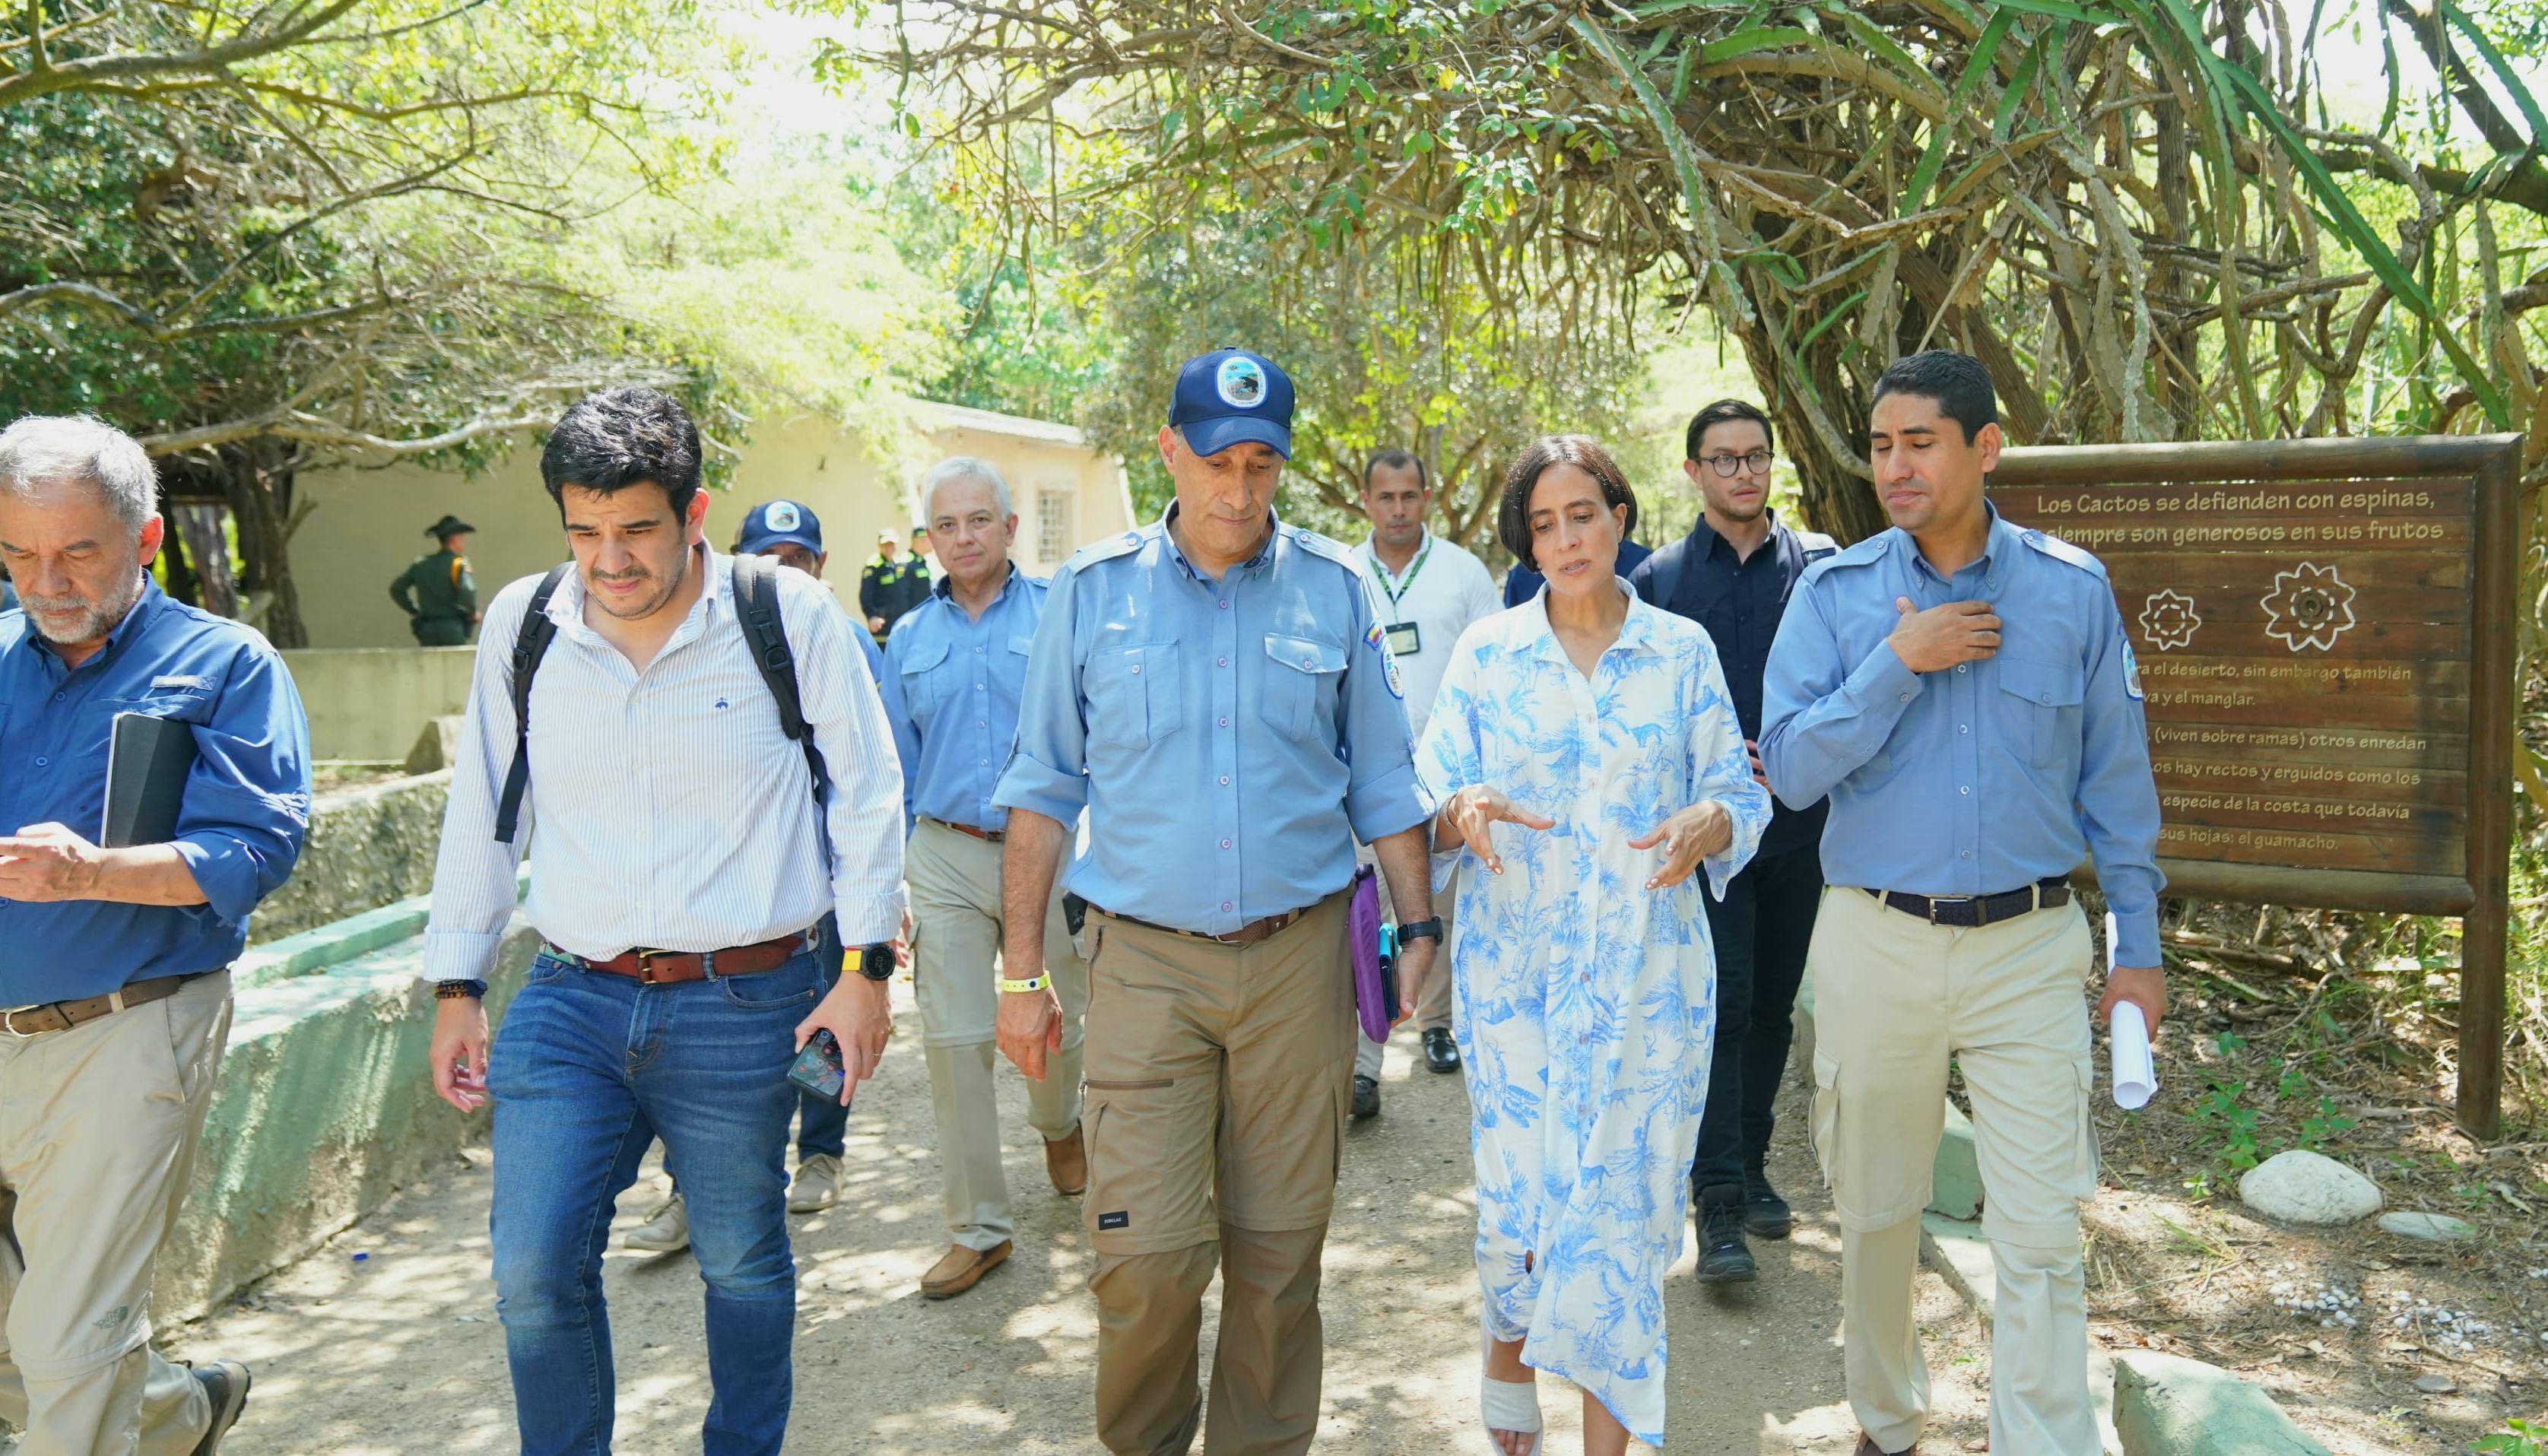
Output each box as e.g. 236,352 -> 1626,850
2375,1210 -> 2477,1242
2112,1351 -> 2333,1456
2238,1150 -> 2382,1226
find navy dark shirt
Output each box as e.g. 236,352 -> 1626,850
1501,538 -> 1652,608
0,579 -> 312,1003
1630,514 -> 1829,857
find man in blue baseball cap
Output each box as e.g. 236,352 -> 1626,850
737,498 -> 826,575
996,347 -> 1438,1454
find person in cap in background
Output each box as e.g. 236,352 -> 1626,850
1347,448 -> 1500,1119
0,414 -> 313,1456
881,457 -> 1089,1301
995,347 -> 1439,1456
390,514 -> 479,645
858,526 -> 931,643
909,525 -> 941,582
622,495 -> 911,1255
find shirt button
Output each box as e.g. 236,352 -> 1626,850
1220,839 -> 1233,849
1220,900 -> 1233,912
1130,665 -> 1141,675
1955,664 -> 1967,674
1899,693 -> 1911,703
975,683 -> 985,691
2039,692 -> 2051,703
1220,775 -> 1230,785
1218,601 -> 1230,611
1217,656 -> 1228,668
33,757 -> 47,767
1959,849 -> 1972,858
1218,716 -> 1230,728
51,692 -> 64,703
974,646 -> 984,654
1959,785 -> 1971,795
1958,724 -> 1969,734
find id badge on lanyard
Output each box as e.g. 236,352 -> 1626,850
1384,621 -> 1421,656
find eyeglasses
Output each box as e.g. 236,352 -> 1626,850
1702,451 -> 1775,477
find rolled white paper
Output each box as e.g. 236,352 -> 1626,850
2110,1002 -> 2156,1110
2106,910 -> 2156,1109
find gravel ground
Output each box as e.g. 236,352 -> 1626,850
166,979 -> 1994,1454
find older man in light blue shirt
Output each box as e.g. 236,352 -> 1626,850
992,348 -> 1438,1456
1760,351 -> 2162,1456
879,457 -> 1090,1302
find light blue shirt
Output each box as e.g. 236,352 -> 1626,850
1759,505 -> 2165,966
884,565 -> 1045,832
995,506 -> 1436,936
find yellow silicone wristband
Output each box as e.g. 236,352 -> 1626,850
999,975 -> 1051,994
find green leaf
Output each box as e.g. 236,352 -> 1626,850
1993,35 -> 2048,141
2435,0 -> 2547,146
1696,27 -> 1817,64
1983,0 -> 2122,24
1570,15 -> 1756,325
1902,8 -> 2018,214
1794,287 -> 1868,351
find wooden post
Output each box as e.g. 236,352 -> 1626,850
2458,442 -> 2519,1139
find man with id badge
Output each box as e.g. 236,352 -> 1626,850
1348,449 -> 1498,1117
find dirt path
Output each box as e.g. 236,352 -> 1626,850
173,983 -> 1992,1454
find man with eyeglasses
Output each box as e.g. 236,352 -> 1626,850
1628,398 -> 1835,1286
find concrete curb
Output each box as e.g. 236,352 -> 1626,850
156,913 -> 539,1324
234,866 -> 528,990
2111,1351 -> 2334,1455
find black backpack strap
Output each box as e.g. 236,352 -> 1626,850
1645,539 -> 1684,613
731,554 -> 831,809
493,563 -> 573,844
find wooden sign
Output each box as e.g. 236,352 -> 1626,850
1989,436 -> 2521,1137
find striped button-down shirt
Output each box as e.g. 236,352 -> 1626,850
422,545 -> 906,982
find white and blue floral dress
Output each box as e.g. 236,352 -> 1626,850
1420,583 -> 1770,1446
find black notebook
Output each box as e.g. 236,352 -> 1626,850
100,712 -> 196,848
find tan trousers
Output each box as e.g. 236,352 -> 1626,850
1351,853 -> 1452,1080
1081,893 -> 1356,1456
909,819 -> 1089,1251
1807,887 -> 2100,1456
0,972 -> 230,1456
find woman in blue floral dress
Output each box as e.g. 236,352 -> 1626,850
1420,436 -> 1771,1454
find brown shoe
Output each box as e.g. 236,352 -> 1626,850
920,1241 -> 1011,1299
1045,1125 -> 1087,1195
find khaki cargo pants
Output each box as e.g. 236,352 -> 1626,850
1807,887 -> 2100,1456
0,971 -> 230,1456
1081,893 -> 1355,1456
907,817 -> 1089,1251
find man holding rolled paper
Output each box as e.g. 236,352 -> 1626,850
1760,351 -> 2163,1456
0,414 -> 312,1456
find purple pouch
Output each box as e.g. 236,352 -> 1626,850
1348,866 -> 1398,1042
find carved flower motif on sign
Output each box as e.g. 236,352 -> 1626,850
2259,562 -> 2358,653
2138,588 -> 2202,652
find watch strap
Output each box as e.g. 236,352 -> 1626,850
1396,918 -> 1443,944
436,979 -> 489,1000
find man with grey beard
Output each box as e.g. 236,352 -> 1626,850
0,414 -> 312,1456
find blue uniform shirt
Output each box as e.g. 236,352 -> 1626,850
884,565 -> 1045,832
1759,504 -> 2165,966
0,579 -> 313,1003
995,507 -> 1436,936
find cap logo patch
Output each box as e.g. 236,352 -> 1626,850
1215,356 -> 1268,409
765,501 -> 801,532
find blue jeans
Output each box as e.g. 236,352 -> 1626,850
487,947 -> 821,1456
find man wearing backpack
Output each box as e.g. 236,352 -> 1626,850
419,388 -> 906,1456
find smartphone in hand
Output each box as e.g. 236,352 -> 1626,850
788,1029 -> 849,1105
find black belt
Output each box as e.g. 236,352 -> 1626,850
1095,905 -> 1312,946
1863,877 -> 2070,929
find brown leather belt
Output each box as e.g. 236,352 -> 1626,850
1096,906 -> 1310,947
930,818 -> 1005,844
1864,877 -> 2070,929
550,930 -> 814,985
0,972 -> 204,1038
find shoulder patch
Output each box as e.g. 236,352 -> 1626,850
2121,635 -> 2145,700
1364,618 -> 1406,699
1792,530 -> 1839,561
1798,531 -> 1891,586
2020,528 -> 2109,579
1065,528 -> 1148,570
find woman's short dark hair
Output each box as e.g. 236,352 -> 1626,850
1871,351 -> 1998,443
1684,398 -> 1774,462
1495,435 -> 1639,574
540,386 -> 703,520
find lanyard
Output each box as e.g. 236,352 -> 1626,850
1369,536 -> 1433,613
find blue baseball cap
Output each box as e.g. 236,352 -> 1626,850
1168,347 -> 1294,459
738,499 -> 823,556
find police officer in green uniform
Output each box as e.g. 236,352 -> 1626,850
857,526 -> 931,644
390,514 -> 478,645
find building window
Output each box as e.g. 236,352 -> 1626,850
1037,490 -> 1072,564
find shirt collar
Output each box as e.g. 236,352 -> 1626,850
1689,509 -> 1786,563
1523,577 -> 1655,665
1900,501 -> 2013,588
545,541 -> 725,639
1160,502 -> 1280,584
1359,527 -> 1431,581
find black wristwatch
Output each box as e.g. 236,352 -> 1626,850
853,944 -> 896,982
1396,918 -> 1443,945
